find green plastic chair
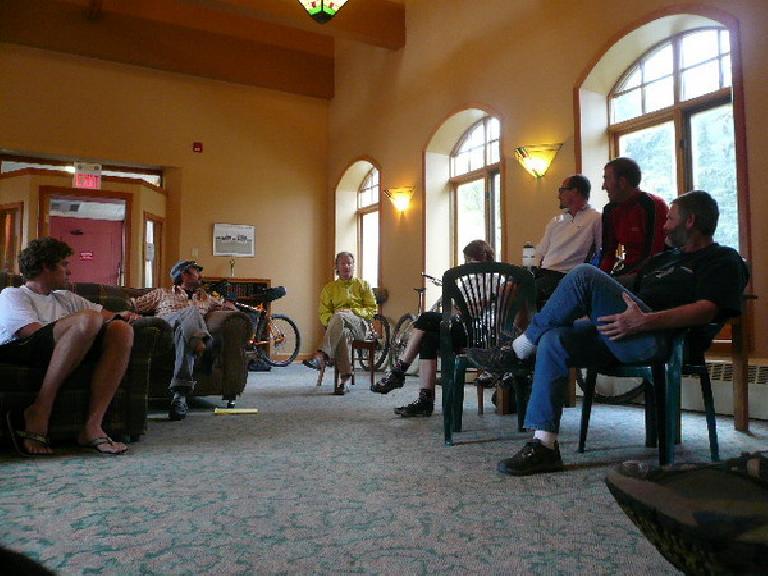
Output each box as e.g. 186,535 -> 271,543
439,262 -> 536,445
578,324 -> 724,466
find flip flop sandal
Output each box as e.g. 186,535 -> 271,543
4,409 -> 52,457
79,436 -> 128,456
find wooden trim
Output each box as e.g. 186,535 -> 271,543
1,153 -> 163,178
0,201 -> 24,274
0,201 -> 24,212
0,167 -> 166,194
142,211 -> 165,289
38,185 -> 133,286
728,17 -> 752,267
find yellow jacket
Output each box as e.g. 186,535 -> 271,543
319,278 -> 377,326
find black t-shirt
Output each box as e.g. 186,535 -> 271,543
635,243 -> 746,320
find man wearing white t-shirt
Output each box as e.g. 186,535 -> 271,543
533,174 -> 602,302
0,237 -> 140,456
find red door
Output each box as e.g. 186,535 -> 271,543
49,216 -> 124,285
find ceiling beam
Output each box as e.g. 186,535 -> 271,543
186,0 -> 406,50
0,0 -> 335,98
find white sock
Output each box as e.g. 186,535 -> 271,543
533,430 -> 558,449
512,334 -> 536,359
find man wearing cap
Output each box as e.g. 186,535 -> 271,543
131,260 -> 236,420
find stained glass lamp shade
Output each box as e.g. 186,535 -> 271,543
298,1 -> 350,24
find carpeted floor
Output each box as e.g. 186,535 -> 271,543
2,364 -> 767,575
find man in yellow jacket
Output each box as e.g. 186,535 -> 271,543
303,251 -> 377,392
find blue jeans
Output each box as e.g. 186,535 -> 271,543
523,264 -> 668,433
161,306 -> 211,392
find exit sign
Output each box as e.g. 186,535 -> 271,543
73,162 -> 102,190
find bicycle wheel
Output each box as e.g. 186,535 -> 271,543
261,314 -> 300,367
574,369 -> 647,404
391,313 -> 419,375
358,313 -> 390,371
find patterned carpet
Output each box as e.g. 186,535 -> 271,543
2,364 -> 767,575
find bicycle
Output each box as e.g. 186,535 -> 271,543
207,281 -> 301,368
357,311 -> 390,372
390,273 -> 442,375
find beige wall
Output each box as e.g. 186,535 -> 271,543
0,43 -> 329,353
328,0 -> 768,358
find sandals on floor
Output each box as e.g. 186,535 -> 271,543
4,409 -> 52,457
78,436 -> 128,456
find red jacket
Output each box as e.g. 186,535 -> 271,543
599,190 -> 668,274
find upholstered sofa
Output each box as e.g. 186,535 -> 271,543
142,300 -> 252,405
0,272 -> 168,442
0,273 -> 253,443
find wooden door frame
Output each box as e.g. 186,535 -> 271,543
143,211 -> 165,288
38,185 -> 133,286
0,201 -> 24,274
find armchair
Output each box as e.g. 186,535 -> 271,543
0,273 -> 166,443
128,289 -> 253,406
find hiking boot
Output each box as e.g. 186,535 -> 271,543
466,345 -> 520,373
394,389 -> 434,418
169,391 -> 189,421
497,440 -> 564,476
371,368 -> 406,394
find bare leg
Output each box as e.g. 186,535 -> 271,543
398,328 -> 424,365
77,320 -> 132,453
22,311 -> 104,455
419,358 -> 437,392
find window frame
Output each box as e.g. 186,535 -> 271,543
355,167 -> 380,288
448,117 -> 502,265
607,27 -> 737,248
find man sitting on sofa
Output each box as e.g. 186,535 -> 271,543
131,260 -> 236,420
0,237 -> 139,456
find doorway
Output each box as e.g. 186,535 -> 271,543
39,186 -> 132,286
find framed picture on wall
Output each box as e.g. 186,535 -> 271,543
213,223 -> 255,256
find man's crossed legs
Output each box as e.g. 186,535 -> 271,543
11,310 -> 132,456
469,264 -> 668,476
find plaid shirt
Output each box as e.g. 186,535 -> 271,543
131,286 -> 225,318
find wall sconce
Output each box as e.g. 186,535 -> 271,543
514,144 -> 562,178
385,186 -> 414,213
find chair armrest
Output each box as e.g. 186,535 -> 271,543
131,316 -> 174,356
205,310 -> 252,339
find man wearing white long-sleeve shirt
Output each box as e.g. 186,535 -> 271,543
533,174 -> 602,302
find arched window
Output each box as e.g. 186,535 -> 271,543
357,166 -> 379,287
608,27 -> 737,249
449,116 -> 501,263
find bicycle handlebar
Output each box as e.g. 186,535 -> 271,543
421,273 -> 442,286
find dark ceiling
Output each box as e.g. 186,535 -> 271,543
0,0 -> 406,99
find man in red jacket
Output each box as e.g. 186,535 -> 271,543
600,157 -> 668,284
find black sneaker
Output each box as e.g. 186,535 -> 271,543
497,440 -> 564,476
169,392 -> 188,421
394,390 -> 433,418
466,346 -> 520,373
371,369 -> 405,394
